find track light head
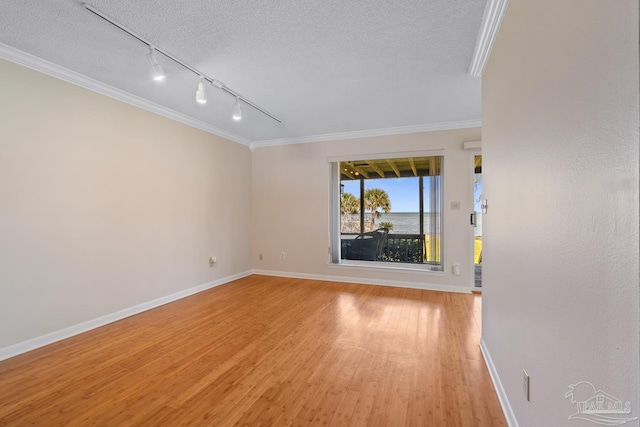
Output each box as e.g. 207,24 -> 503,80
83,5 -> 281,122
232,97 -> 242,121
195,77 -> 207,104
146,47 -> 165,81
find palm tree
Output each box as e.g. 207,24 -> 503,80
340,192 -> 360,232
379,221 -> 394,231
364,188 -> 391,230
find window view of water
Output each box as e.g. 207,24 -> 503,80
356,212 -> 481,235
338,157 -> 444,266
359,212 -> 441,234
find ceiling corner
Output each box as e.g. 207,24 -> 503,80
468,0 -> 511,77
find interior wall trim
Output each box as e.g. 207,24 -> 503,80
252,269 -> 471,294
0,42 -> 484,150
468,0 -> 511,77
0,271 -> 252,362
0,42 -> 252,147
251,119 -> 482,150
480,338 -> 519,427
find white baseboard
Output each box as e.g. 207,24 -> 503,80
252,269 -> 471,294
1,270 -> 467,362
0,271 -> 252,362
480,338 -> 518,427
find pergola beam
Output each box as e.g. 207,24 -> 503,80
387,160 -> 401,177
340,157 -> 437,180
341,163 -> 361,179
347,162 -> 370,179
409,158 -> 417,176
366,160 -> 386,178
341,169 -> 355,179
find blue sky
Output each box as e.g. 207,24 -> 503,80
342,177 -> 420,212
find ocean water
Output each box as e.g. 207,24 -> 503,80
343,212 -> 482,235
342,212 -> 439,234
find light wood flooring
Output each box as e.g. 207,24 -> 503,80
0,275 -> 506,426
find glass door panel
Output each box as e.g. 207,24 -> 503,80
473,155 -> 482,287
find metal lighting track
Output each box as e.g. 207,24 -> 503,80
83,3 -> 282,123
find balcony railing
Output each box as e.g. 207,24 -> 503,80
381,234 -> 425,263
341,232 -> 438,264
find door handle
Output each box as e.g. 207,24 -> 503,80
470,212 -> 477,226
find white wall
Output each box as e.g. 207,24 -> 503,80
482,1 -> 639,426
0,59 -> 252,353
252,128 -> 480,291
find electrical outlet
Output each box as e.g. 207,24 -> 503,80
259,253 -> 263,261
280,252 -> 286,260
209,256 -> 216,267
523,369 -> 530,401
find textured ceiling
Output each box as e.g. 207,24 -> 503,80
0,0 -> 486,145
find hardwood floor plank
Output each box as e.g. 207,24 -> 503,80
0,275 -> 506,426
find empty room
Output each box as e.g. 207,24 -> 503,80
0,0 -> 638,426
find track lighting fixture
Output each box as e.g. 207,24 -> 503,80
232,97 -> 242,121
84,3 -> 281,123
146,47 -> 165,82
195,77 -> 207,104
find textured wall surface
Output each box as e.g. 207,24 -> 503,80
0,59 -> 252,350
482,0 -> 639,425
251,128 -> 480,290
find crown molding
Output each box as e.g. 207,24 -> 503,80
250,119 -> 482,150
0,42 -> 484,150
468,0 -> 511,77
0,42 -> 252,147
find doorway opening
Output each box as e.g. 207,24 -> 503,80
473,154 -> 482,287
